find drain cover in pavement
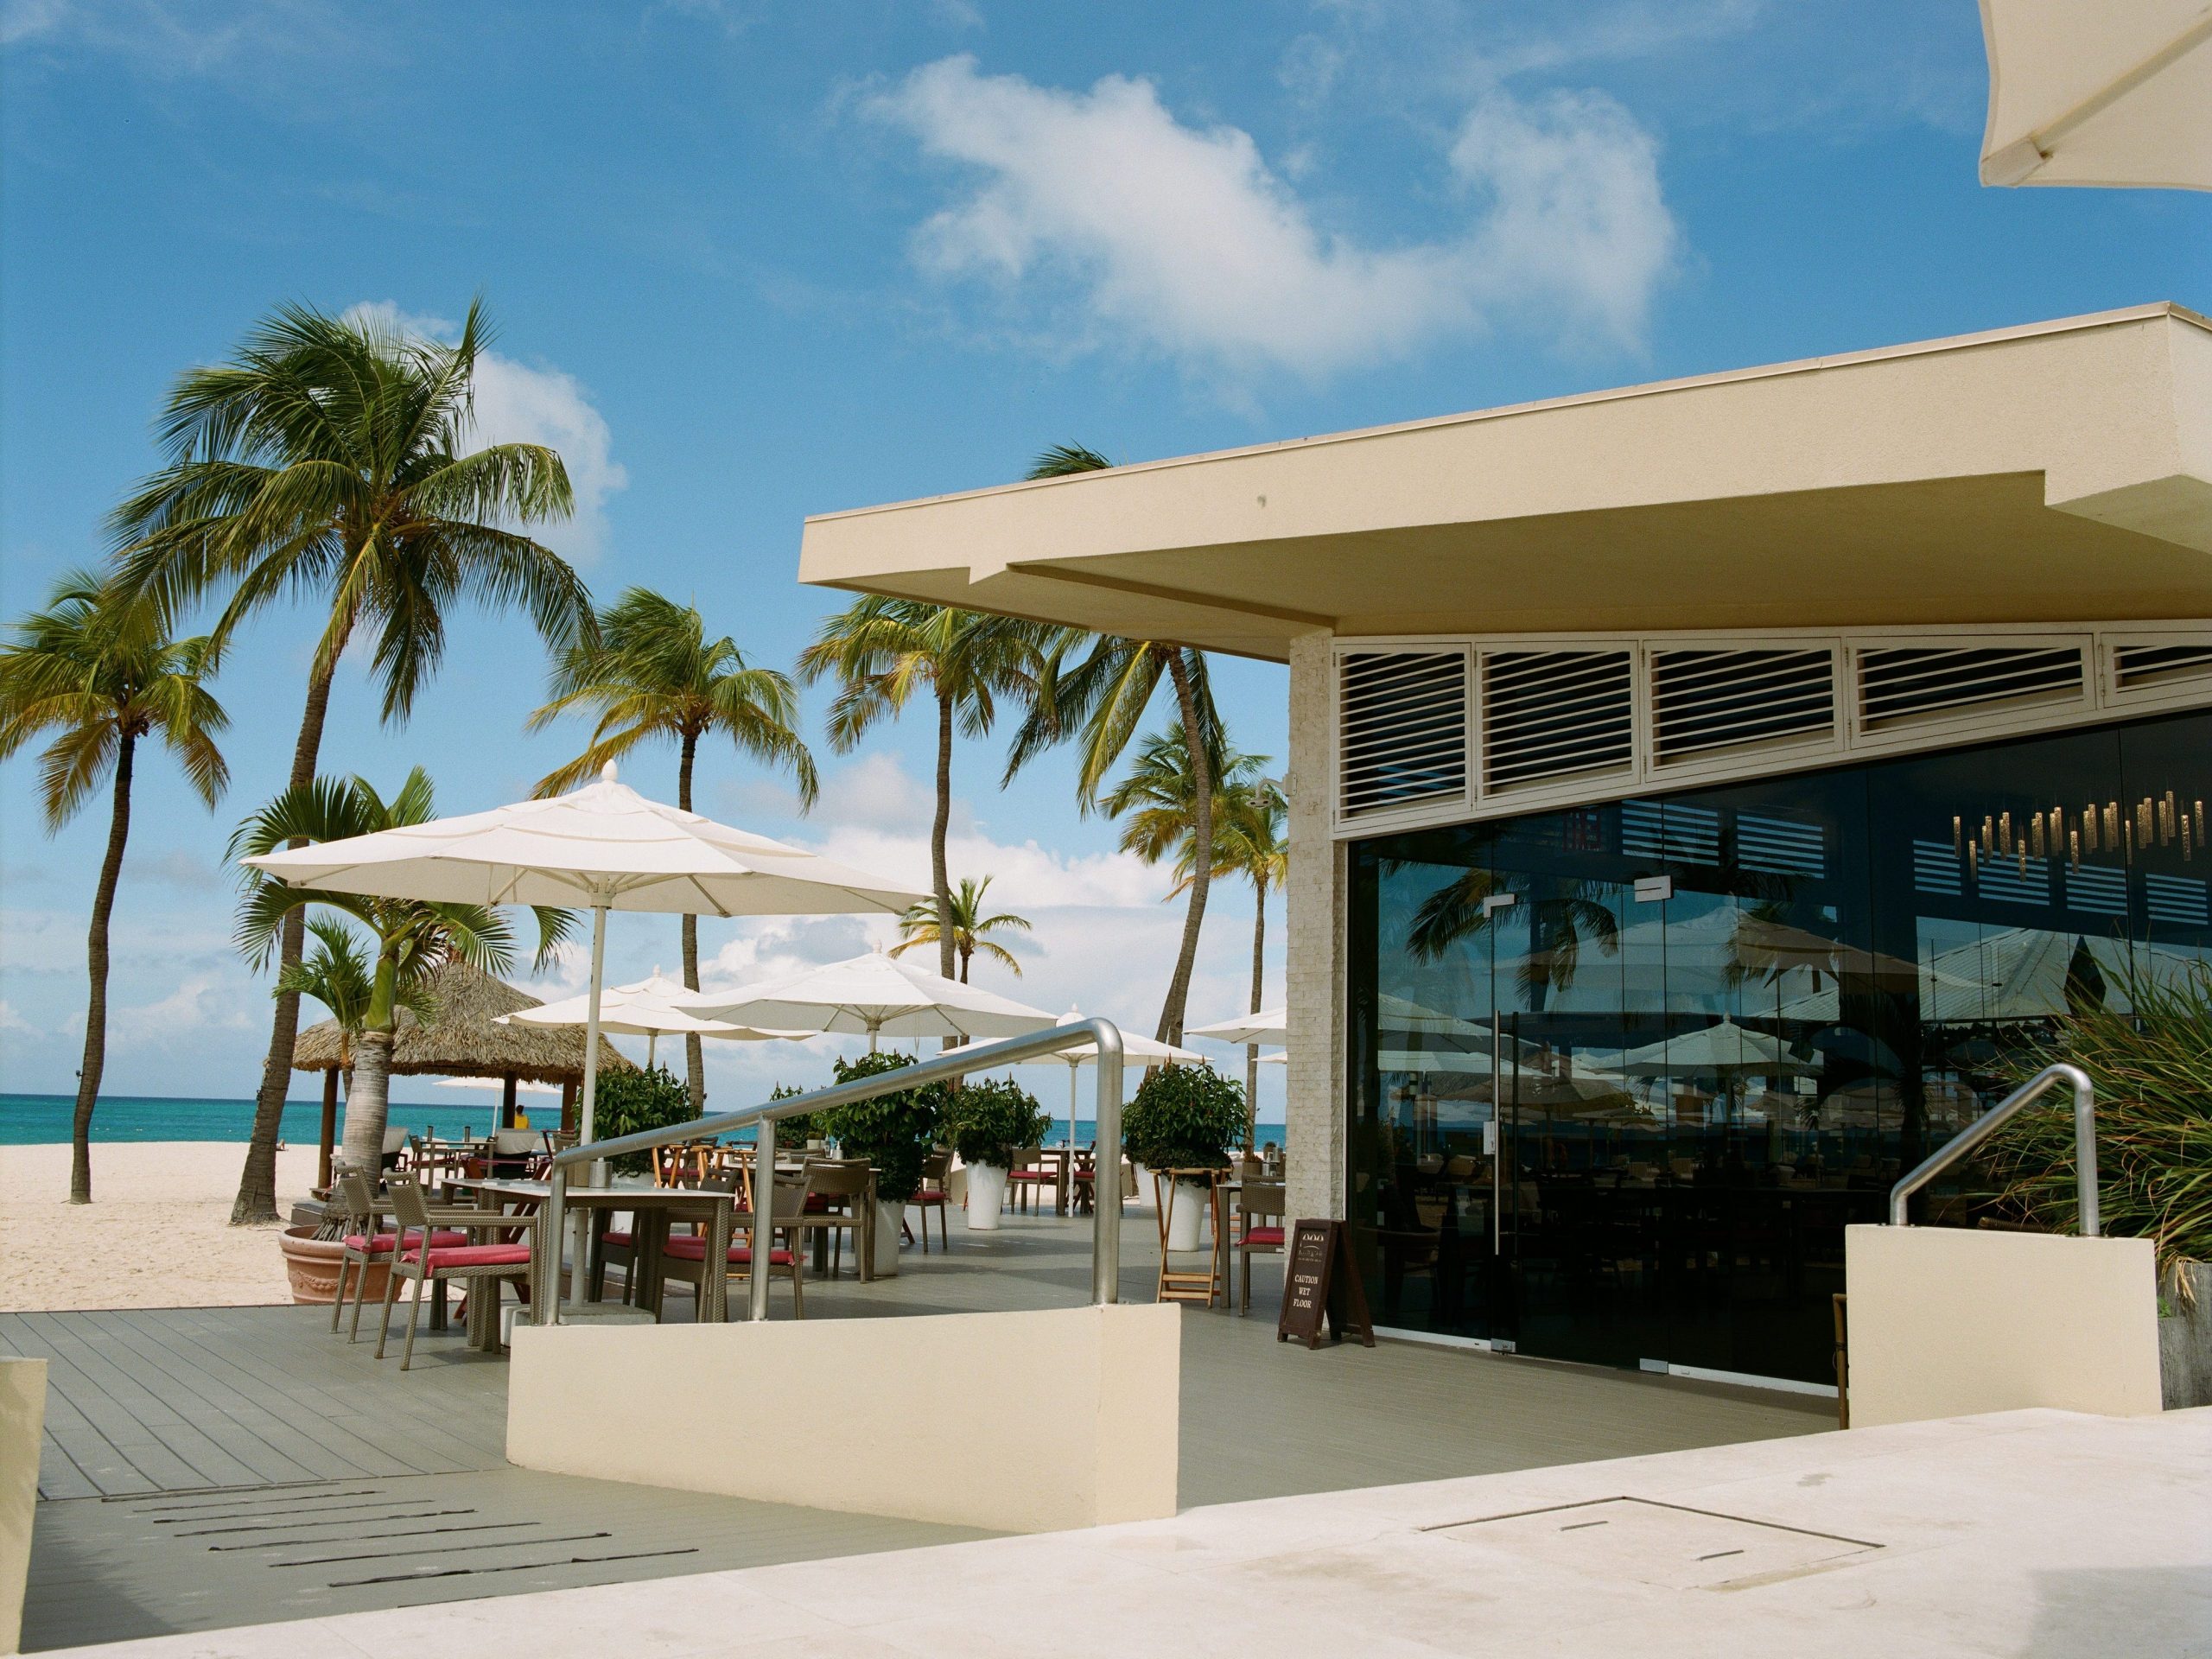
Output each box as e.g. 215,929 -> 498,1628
1428,1497 -> 1879,1590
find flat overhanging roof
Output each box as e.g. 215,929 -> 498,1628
799,304 -> 2212,663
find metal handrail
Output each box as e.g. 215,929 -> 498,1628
1887,1061 -> 2098,1233
536,1018 -> 1127,1324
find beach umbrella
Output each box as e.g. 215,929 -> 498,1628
1613,1020 -> 1815,1079
1187,1006 -> 1287,1046
241,760 -> 920,1217
682,950 -> 1055,1051
431,1076 -> 563,1096
1977,0 -> 2210,189
1044,1007 -> 1205,1152
501,966 -> 799,1068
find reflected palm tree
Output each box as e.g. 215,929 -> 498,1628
1406,868 -> 1619,1011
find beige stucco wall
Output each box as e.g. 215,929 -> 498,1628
1286,630 -> 1346,1225
506,1304 -> 1180,1533
0,1358 -> 45,1656
1844,1225 -> 2162,1428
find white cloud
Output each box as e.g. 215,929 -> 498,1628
346,302 -> 628,563
1,0 -> 361,77
0,1001 -> 39,1037
111,973 -> 253,1039
120,848 -> 226,893
864,56 -> 1677,378
721,752 -> 974,838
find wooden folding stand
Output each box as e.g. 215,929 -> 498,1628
1154,1167 -> 1228,1307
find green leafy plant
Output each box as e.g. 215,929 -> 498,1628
820,1052 -> 948,1202
765,1081 -> 824,1151
590,1065 -> 698,1176
944,1076 -> 1051,1171
1122,1065 -> 1246,1173
1987,960 -> 2212,1291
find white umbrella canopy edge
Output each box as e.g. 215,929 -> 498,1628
1978,0 -> 2212,189
1046,1007 -> 1206,1151
1187,1006 -> 1287,1046
679,950 -> 1057,1051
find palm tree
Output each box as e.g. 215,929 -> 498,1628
1006,442 -> 1220,1044
0,573 -> 229,1204
797,598 -> 1044,989
232,768 -> 573,1171
1208,772 -> 1287,1144
530,588 -> 818,1110
276,916 -> 437,1063
109,301 -> 592,1224
890,875 -> 1032,982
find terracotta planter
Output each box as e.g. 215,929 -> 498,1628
278,1225 -> 386,1306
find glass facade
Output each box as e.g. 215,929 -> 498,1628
1346,708 -> 2210,1384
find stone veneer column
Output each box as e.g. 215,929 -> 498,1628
1285,630 -> 1346,1224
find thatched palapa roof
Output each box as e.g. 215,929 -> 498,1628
291,958 -> 634,1084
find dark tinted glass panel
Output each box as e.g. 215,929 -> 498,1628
1348,708 -> 2209,1385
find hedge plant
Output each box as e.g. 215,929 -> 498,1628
588,1064 -> 697,1176
945,1076 -> 1051,1172
1122,1065 -> 1246,1173
765,1081 -> 824,1151
819,1051 -> 949,1203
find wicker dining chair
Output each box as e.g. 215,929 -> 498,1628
803,1159 -> 874,1280
374,1179 -> 537,1370
910,1147 -> 954,1253
656,1166 -> 814,1319
328,1168 -> 472,1342
1237,1179 -> 1288,1315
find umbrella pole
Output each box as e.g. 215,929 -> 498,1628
1068,1058 -> 1079,1152
569,901 -> 610,1310
648,1030 -> 658,1071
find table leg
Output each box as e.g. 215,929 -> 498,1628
706,1205 -> 731,1323
638,1212 -> 667,1318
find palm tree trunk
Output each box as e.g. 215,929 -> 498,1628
1156,650 -> 1212,1046
931,689 -> 955,984
233,641 -> 345,1224
677,729 -> 705,1112
1246,874 -> 1264,1154
70,730 -> 136,1204
341,1027 -> 395,1173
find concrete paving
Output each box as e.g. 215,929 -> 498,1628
51,1407 -> 2212,1659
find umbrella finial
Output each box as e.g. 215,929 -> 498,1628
601,760 -> 619,785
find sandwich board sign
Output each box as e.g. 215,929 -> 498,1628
1276,1218 -> 1375,1350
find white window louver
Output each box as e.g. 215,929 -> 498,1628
2113,640 -> 2212,694
1855,644 -> 2084,732
1649,647 -> 1834,765
1480,648 -> 1634,792
1337,650 -> 1469,821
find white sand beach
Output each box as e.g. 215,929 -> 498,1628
0,1141 -> 319,1313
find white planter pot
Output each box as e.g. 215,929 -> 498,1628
1164,1179 -> 1211,1253
1131,1163 -> 1153,1209
874,1198 -> 905,1276
965,1163 -> 1008,1230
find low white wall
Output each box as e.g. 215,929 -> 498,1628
506,1303 -> 1180,1534
1845,1224 -> 2162,1428
1,1357 -> 46,1657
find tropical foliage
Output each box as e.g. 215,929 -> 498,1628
0,571 -> 229,1203
109,300 -> 591,1224
798,596 -> 1045,987
819,1050 -> 949,1202
275,916 -> 436,1059
1987,961 -> 2212,1286
590,1065 -> 699,1177
944,1076 -> 1051,1171
531,586 -> 817,1109
1122,1064 -> 1246,1173
231,767 -> 573,1171
889,874 -> 1031,982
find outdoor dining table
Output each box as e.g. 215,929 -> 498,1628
448,1175 -> 739,1323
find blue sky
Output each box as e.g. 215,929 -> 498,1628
2,1 -> 2205,1114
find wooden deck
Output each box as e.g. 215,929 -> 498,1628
7,1212 -> 1829,1650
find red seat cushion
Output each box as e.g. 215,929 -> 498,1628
1008,1170 -> 1054,1182
1243,1226 -> 1285,1247
662,1235 -> 793,1266
601,1230 -> 633,1247
402,1243 -> 533,1270
345,1230 -> 469,1254
803,1194 -> 832,1212
912,1189 -> 946,1204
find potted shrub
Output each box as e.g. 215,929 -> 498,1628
1122,1065 -> 1247,1252
821,1052 -> 948,1276
589,1064 -> 697,1176
944,1077 -> 1050,1230
766,1082 -> 829,1154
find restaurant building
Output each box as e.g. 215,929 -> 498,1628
799,303 -> 2212,1390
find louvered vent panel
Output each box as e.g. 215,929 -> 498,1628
2113,641 -> 2212,693
1649,647 -> 1834,765
1855,645 -> 2084,731
1337,650 -> 1468,820
1480,649 -> 1634,792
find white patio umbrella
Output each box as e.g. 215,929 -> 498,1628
1978,0 -> 2211,189
240,761 -> 922,1300
682,950 -> 1057,1051
431,1076 -> 563,1096
500,966 -> 798,1069
1186,1006 -> 1287,1046
1614,1020 -> 1815,1079
1045,1007 -> 1205,1151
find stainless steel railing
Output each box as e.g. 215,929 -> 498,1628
537,1018 -> 1127,1324
1887,1061 -> 2098,1233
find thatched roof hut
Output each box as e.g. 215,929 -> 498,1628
291,957 -> 633,1084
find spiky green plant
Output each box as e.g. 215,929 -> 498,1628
1986,959 -> 2212,1292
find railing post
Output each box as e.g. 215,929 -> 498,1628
539,1162 -> 568,1326
1888,1061 -> 2094,1231
1091,1023 -> 1122,1306
2074,1073 -> 2101,1238
751,1116 -> 775,1322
